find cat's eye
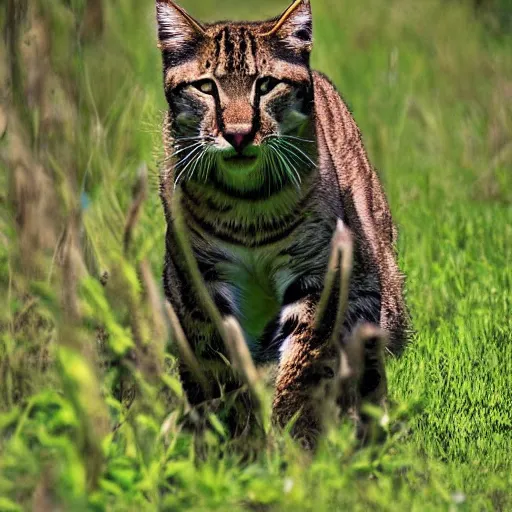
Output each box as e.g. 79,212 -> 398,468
192,80 -> 216,95
258,77 -> 280,95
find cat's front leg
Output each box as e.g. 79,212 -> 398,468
271,293 -> 389,449
271,221 -> 388,448
270,220 -> 351,447
271,292 -> 342,449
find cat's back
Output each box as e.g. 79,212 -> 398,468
313,70 -> 397,247
313,71 -> 361,151
312,71 -> 409,352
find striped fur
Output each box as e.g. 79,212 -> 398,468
157,0 -> 409,443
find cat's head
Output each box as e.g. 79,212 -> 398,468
156,0 -> 316,192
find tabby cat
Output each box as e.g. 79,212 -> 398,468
156,0 -> 409,444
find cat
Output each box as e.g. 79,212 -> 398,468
156,0 -> 409,446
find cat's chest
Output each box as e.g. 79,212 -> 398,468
215,246 -> 295,348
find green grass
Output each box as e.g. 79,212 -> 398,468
1,0 -> 511,510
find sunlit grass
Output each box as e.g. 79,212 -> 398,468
1,0 -> 511,509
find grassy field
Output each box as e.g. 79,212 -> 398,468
1,0 -> 511,510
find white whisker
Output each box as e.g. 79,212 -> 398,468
279,138 -> 317,168
173,144 -> 206,187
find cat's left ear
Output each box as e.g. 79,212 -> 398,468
156,0 -> 206,52
262,0 -> 313,52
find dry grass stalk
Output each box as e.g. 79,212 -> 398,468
164,301 -> 212,399
121,162 -> 165,379
169,190 -> 268,422
140,258 -> 167,344
80,0 -> 104,41
223,317 -> 269,425
170,189 -> 228,341
315,219 -> 353,334
59,211 -> 108,488
124,163 -> 148,254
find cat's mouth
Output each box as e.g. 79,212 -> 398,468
218,146 -> 260,172
223,154 -> 258,165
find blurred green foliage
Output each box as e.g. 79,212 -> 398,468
0,0 -> 511,510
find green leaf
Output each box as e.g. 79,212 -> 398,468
0,497 -> 22,512
208,414 -> 227,439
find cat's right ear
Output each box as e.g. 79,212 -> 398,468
261,0 -> 312,52
156,0 -> 206,52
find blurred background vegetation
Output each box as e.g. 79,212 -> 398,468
0,0 -> 511,510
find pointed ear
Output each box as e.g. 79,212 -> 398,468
261,0 -> 313,52
156,0 -> 206,52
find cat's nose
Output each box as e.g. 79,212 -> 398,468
223,125 -> 253,153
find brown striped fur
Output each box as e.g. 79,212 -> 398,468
156,0 -> 409,447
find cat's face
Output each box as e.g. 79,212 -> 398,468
157,0 -> 316,191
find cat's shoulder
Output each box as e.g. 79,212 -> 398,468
312,71 -> 360,144
312,71 -> 352,112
